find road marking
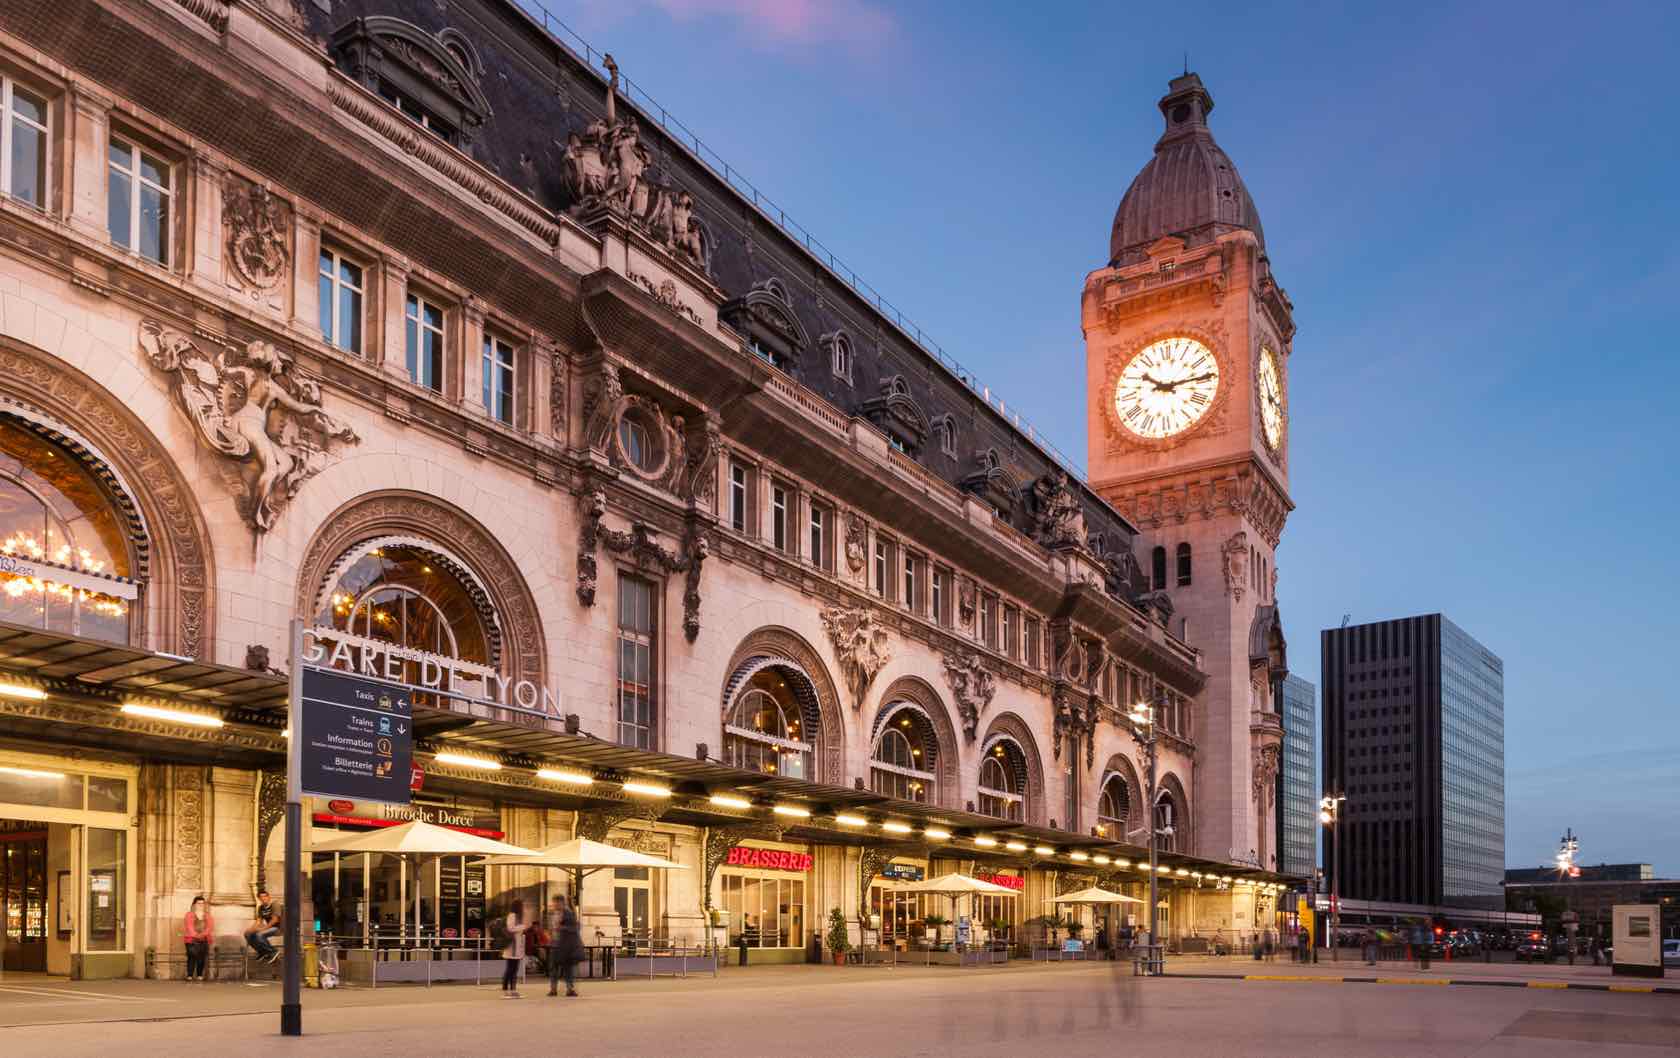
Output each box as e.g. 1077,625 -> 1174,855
1243,975 -> 1340,982
1610,985 -> 1655,993
0,984 -> 163,1003
1526,981 -> 1569,989
1377,978 -> 1447,985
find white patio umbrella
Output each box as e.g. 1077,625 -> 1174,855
1054,885 -> 1146,945
478,836 -> 686,902
310,820 -> 537,942
889,872 -> 1018,947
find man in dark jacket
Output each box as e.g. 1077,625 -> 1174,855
547,895 -> 583,997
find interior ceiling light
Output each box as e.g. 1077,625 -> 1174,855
538,769 -> 593,786
1005,841 -> 1028,852
434,751 -> 500,770
881,821 -> 913,834
1091,854 -> 1110,865
121,702 -> 223,728
1114,858 -> 1131,868
924,827 -> 951,840
973,836 -> 998,848
621,780 -> 672,798
772,804 -> 811,818
0,681 -> 46,700
1033,845 -> 1054,856
709,793 -> 752,809
0,764 -> 64,780
1069,851 -> 1090,861
835,814 -> 869,827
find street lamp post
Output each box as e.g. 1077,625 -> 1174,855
1320,794 -> 1344,963
1129,694 -> 1162,969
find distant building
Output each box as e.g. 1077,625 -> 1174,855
1278,673 -> 1316,878
1322,615 -> 1505,910
1505,863 -> 1654,884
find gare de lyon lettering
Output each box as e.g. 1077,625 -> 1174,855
300,626 -> 563,718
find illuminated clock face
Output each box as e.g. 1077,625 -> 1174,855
1258,347 -> 1285,450
1113,337 -> 1220,439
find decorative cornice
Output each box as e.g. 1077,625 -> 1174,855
325,75 -> 561,249
171,0 -> 230,34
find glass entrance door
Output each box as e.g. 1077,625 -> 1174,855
613,867 -> 651,942
1,830 -> 47,971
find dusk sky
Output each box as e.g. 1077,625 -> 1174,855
543,0 -> 1680,872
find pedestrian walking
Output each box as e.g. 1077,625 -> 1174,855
243,888 -> 282,963
547,895 -> 583,998
182,895 -> 214,980
500,899 -> 528,998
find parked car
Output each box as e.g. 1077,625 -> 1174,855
1515,940 -> 1548,962
1663,939 -> 1680,967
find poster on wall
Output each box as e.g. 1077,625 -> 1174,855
56,870 -> 72,937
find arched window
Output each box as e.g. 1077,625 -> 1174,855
977,738 -> 1026,821
1150,546 -> 1167,591
871,703 -> 937,803
1154,790 -> 1179,853
723,669 -> 813,779
828,332 -> 853,383
0,421 -> 136,643
1097,774 -> 1130,837
1176,542 -> 1192,587
317,543 -> 492,702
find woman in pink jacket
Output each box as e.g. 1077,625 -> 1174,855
182,895 -> 214,980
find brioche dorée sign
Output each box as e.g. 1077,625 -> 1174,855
975,872 -> 1024,892
725,846 -> 812,872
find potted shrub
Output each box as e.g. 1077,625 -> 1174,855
825,907 -> 849,965
923,913 -> 950,947
987,917 -> 1011,943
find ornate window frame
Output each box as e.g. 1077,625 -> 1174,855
331,16 -> 493,149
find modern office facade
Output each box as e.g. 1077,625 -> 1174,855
1277,673 -> 1316,879
0,1 -> 1299,976
1322,615 -> 1504,910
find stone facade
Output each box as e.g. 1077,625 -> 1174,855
0,2 -> 1286,977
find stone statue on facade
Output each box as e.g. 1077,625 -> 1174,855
1031,470 -> 1086,550
1222,530 -> 1249,601
140,321 -> 359,533
819,605 -> 892,710
557,54 -> 707,272
940,649 -> 997,742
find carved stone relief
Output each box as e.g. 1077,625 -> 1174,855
559,56 -> 707,273
1252,743 -> 1281,807
1030,470 -> 1087,550
576,488 -> 708,639
819,605 -> 893,710
222,178 -> 289,294
140,322 -> 360,533
1222,530 -> 1249,602
173,765 -> 205,891
939,649 -> 997,742
843,512 -> 866,574
956,577 -> 976,627
581,360 -> 623,454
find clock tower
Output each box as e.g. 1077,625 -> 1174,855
1082,74 -> 1294,873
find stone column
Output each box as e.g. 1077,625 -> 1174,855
460,295 -> 487,413
378,254 -> 412,382
290,204 -> 324,343
65,82 -> 113,241
186,152 -> 224,289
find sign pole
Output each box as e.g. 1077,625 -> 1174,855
281,618 -> 303,1037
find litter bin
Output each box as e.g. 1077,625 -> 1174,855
737,937 -> 749,966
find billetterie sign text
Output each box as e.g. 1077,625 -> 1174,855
302,626 -> 561,717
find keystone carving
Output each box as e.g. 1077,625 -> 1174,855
140,321 -> 359,533
819,605 -> 893,710
560,56 -> 707,272
940,649 -> 997,742
222,178 -> 289,293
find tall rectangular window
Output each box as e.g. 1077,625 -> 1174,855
770,483 -> 789,552
729,463 -> 748,534
481,334 -> 515,425
873,539 -> 888,599
1002,605 -> 1019,660
1026,616 -> 1042,669
809,504 -> 829,571
981,594 -> 998,650
404,292 -> 445,392
107,135 -> 170,265
1,79 -> 47,209
932,569 -> 946,627
318,248 -> 364,354
903,553 -> 918,613
616,574 -> 655,749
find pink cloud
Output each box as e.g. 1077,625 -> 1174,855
576,0 -> 897,52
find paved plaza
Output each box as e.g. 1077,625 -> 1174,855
2,961 -> 1677,1058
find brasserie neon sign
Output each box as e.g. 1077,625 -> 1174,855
302,626 -> 561,718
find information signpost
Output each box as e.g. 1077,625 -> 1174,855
282,620 -> 414,1036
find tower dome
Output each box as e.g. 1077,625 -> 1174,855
1109,73 -> 1264,266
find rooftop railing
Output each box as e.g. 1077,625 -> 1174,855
510,0 -> 1088,482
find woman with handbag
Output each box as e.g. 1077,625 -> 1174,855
181,895 -> 215,981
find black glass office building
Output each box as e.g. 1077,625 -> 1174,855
1322,615 -> 1504,909
1278,673 -> 1317,879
